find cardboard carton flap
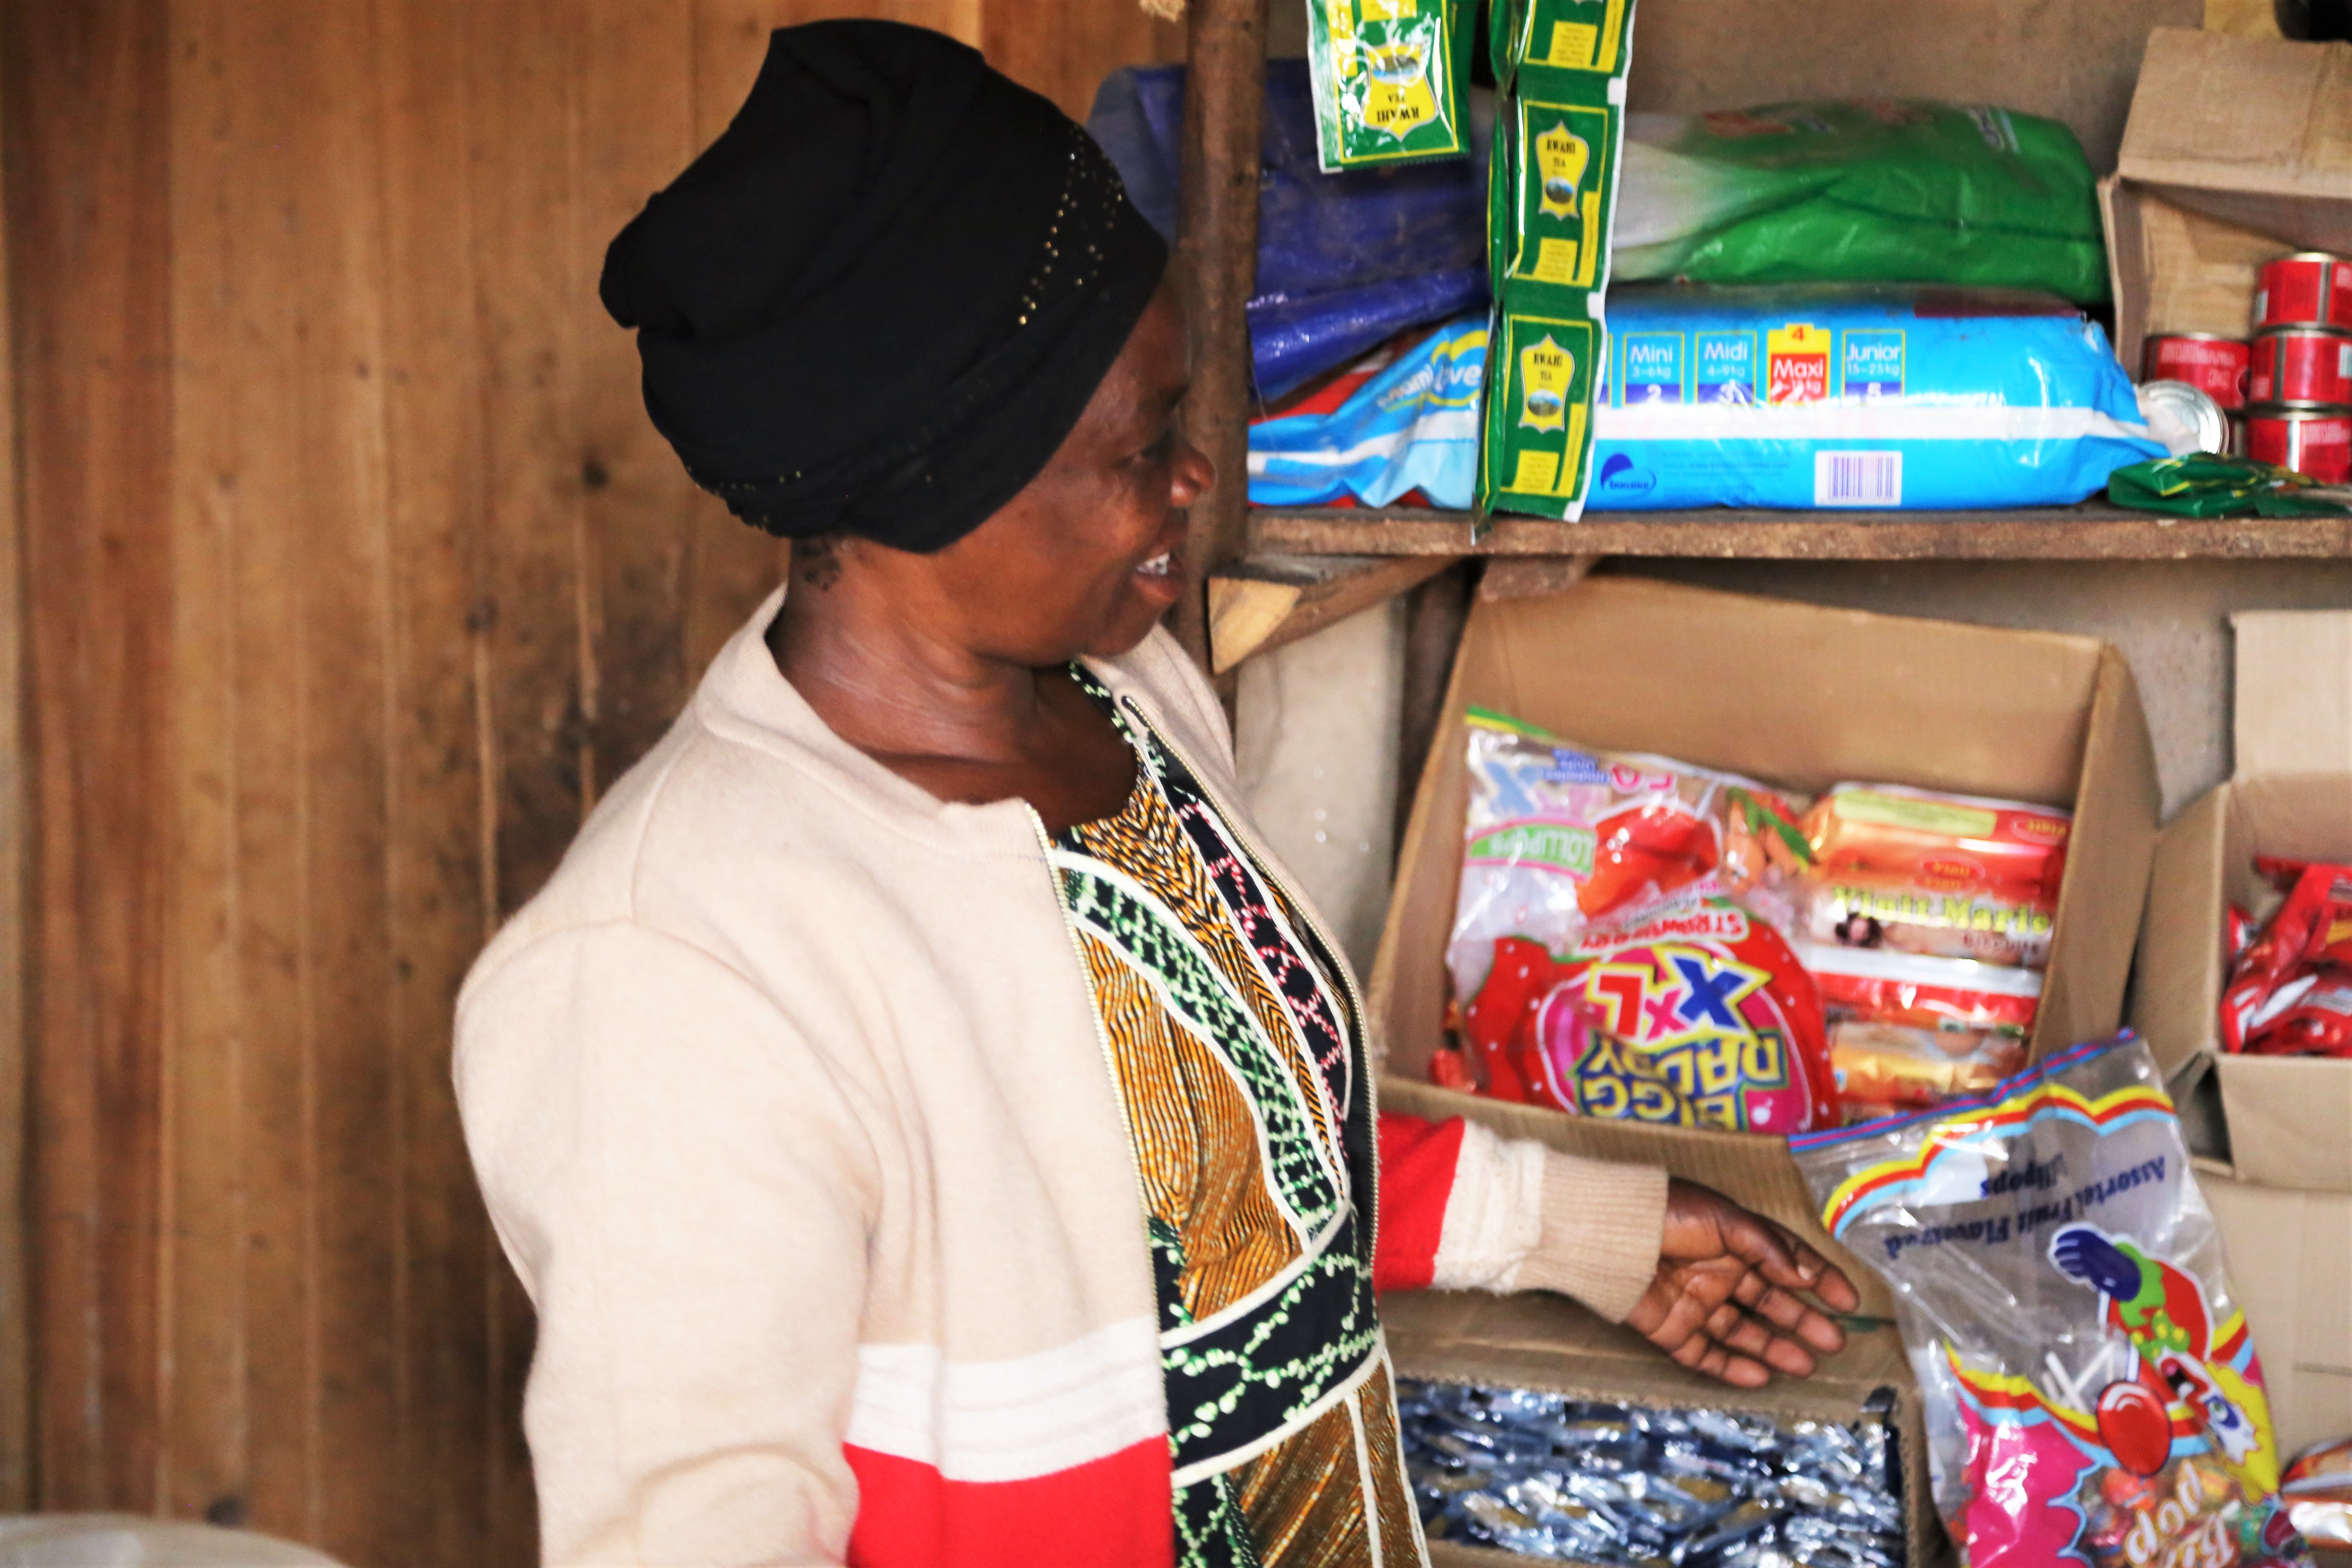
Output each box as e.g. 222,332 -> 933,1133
2118,29 -> 2352,253
1380,1289 -> 1910,1427
2234,611 -> 2352,782
2121,29 -> 2352,199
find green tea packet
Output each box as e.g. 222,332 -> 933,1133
1306,0 -> 1474,171
1479,0 -> 1637,521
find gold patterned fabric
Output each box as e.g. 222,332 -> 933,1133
1050,672 -> 1423,1568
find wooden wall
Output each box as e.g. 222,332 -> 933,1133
0,1 -> 1178,1564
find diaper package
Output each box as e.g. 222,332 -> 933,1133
1586,284 -> 2165,510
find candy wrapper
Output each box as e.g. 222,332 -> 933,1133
1398,1378 -> 1907,1566
1800,942 -> 2040,1122
1802,785 -> 2071,969
1446,709 -> 1838,1132
1791,1036 -> 2305,1568
2222,859 -> 2352,1057
2283,1437 -> 2352,1548
1304,0 -> 1474,172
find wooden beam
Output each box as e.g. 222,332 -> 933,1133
1247,502 -> 2352,560
1208,553 -> 1459,672
1169,0 -> 1269,668
0,31 -> 27,1518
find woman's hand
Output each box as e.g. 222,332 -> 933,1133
1624,1178 -> 1862,1388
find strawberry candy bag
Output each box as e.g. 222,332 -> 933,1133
1792,1036 -> 2304,1568
1449,708 -> 1810,1002
1447,709 -> 1838,1131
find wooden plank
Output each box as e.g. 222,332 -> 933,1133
1208,553 -> 1457,672
158,0 -> 252,1533
187,0 -> 325,1542
983,0 -> 1183,118
1249,503 -> 2352,559
463,2 -> 578,1554
262,5 -> 405,1558
0,24 -> 29,1521
1169,0 -> 1268,667
371,0 -> 504,1561
4,0 -> 174,1514
580,0 -> 702,797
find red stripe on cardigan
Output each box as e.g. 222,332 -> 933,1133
845,1437 -> 1174,1568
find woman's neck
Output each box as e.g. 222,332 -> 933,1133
767,570 -> 1051,769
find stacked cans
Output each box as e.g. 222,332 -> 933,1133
2144,252 -> 2352,480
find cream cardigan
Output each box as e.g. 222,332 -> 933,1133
455,592 -> 1667,1566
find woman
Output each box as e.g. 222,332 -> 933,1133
456,21 -> 1858,1567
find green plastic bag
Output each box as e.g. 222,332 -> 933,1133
1305,0 -> 1474,171
1613,100 -> 2109,302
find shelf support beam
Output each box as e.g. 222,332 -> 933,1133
1170,0 -> 1269,671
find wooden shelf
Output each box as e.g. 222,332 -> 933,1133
1247,500 -> 2352,561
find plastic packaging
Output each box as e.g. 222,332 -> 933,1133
1478,0 -> 1639,520
1791,1036 -> 2304,1568
2221,859 -> 2352,1056
1448,708 -> 1810,1002
1800,942 -> 2041,1121
1586,285 -> 2165,511
1085,62 -> 1489,399
1798,784 -> 2071,969
1305,0 -> 1474,172
1247,315 -> 1486,508
1463,907 -> 1837,1132
1611,100 -> 2109,302
2283,1438 -> 2352,1548
1398,1379 -> 1907,1566
1446,709 -> 1838,1132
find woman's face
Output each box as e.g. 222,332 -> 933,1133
906,280 -> 1214,664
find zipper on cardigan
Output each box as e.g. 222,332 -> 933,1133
1114,694 -> 1386,1274
1026,803 -> 1174,1412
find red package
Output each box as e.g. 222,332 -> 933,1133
1805,784 -> 2071,906
1795,941 -> 2040,1121
1459,900 -> 1839,1133
1801,785 -> 2071,969
2221,860 -> 2352,1055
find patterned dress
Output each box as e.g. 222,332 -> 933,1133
1047,669 -> 1424,1568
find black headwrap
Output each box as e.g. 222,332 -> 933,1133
600,21 -> 1169,552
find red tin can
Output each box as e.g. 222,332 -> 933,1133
2256,252 -> 2352,329
2250,327 -> 2352,405
2246,405 -> 2352,481
2145,333 -> 2250,409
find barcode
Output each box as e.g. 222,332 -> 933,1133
1814,450 -> 1902,506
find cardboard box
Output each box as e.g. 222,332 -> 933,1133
2131,611 -> 2352,1192
1370,577 -> 2162,1320
2201,1170 -> 2352,1459
2103,27 -> 2352,373
1385,1290 -> 1951,1568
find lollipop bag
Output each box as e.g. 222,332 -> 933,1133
1791,1036 -> 2305,1567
